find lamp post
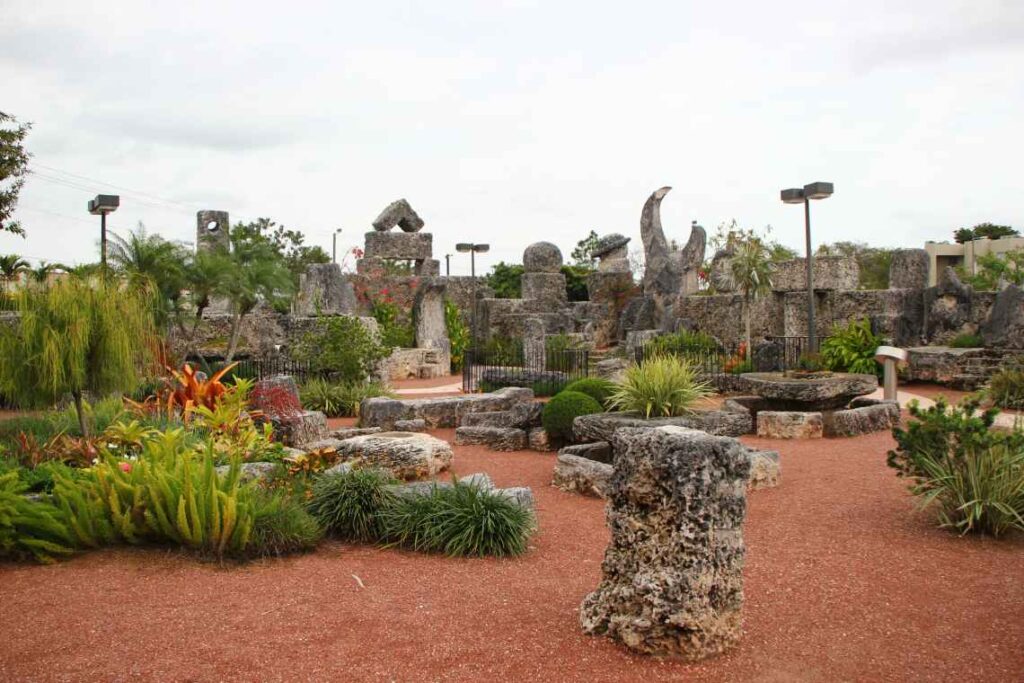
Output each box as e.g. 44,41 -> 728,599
88,194 -> 120,278
456,243 -> 490,348
332,228 -> 343,263
455,242 -> 490,278
780,181 -> 833,354
445,253 -> 451,276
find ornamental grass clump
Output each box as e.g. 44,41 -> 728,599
307,468 -> 398,542
985,362 -> 1024,411
382,480 -> 534,557
247,490 -> 323,558
607,354 -> 712,418
299,378 -> 393,417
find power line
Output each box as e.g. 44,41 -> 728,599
32,162 -> 198,211
28,172 -> 196,214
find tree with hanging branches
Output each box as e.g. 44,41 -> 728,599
0,276 -> 156,435
730,236 -> 774,361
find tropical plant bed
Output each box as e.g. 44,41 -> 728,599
1,429 -> 1021,681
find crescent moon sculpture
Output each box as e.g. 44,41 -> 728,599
640,186 -> 706,298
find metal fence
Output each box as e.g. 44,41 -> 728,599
634,335 -> 828,378
462,347 -> 590,395
195,357 -> 327,383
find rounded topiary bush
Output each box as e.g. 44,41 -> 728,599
562,378 -> 617,408
542,390 -> 603,443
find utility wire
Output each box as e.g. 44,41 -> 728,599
31,162 -> 197,210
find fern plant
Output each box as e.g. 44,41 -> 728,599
820,318 -> 882,377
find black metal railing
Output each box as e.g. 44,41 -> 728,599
462,347 -> 590,395
195,357 -> 328,383
634,335 -> 830,378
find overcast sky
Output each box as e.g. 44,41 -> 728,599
2,0 -> 1022,275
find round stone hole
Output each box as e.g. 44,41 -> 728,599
206,220 -> 220,234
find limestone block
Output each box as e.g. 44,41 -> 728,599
772,256 -> 858,292
744,448 -> 780,489
528,428 -> 555,451
522,272 -> 568,305
324,431 -> 453,480
454,426 -> 529,451
552,453 -> 613,498
523,241 -> 563,272
580,426 -> 748,660
372,198 -> 424,233
363,231 -> 433,260
889,249 -> 929,289
559,441 -> 613,464
822,401 -> 900,437
295,263 -> 357,316
756,411 -> 824,439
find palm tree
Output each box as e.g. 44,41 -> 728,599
0,254 -> 29,297
221,237 -> 292,362
730,237 -> 774,362
178,248 -> 231,360
28,261 -> 60,284
108,223 -> 189,327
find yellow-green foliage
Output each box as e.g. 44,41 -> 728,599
608,354 -> 712,418
55,437 -> 254,558
0,471 -> 75,563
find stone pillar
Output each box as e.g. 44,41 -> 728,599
888,249 -> 929,290
196,210 -> 230,252
414,277 -> 449,351
521,241 -> 567,309
581,425 -> 749,660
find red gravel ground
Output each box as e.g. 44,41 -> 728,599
2,429 -> 1023,682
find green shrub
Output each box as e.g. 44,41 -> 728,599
820,318 -> 881,376
370,300 -> 416,349
291,315 -> 392,384
949,332 -> 984,349
0,470 -> 75,563
986,362 -> 1024,411
300,379 -> 392,417
307,468 -> 397,542
729,359 -> 754,375
888,397 -> 1024,536
562,378 -> 616,408
480,335 -> 523,365
382,480 -> 534,557
607,355 -> 712,418
646,330 -> 721,355
541,390 -> 603,442
247,490 -> 323,557
795,352 -> 827,373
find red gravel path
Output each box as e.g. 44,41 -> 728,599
1,429 -> 1022,682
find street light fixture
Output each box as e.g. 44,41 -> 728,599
779,181 -> 834,354
88,194 -> 120,277
455,242 -> 490,277
332,228 -> 343,263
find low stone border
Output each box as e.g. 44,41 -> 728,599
361,387 -> 534,429
552,453 -> 612,498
